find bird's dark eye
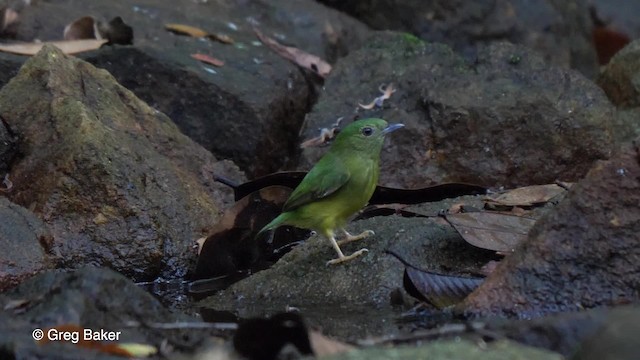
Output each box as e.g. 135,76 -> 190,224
361,127 -> 374,136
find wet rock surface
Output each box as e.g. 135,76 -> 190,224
0,266 -> 216,359
0,197 -> 54,292
0,45 -> 242,281
200,194 -> 500,340
317,0 -> 599,77
300,32 -> 614,188
461,135 -> 640,317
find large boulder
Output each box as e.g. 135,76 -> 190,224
317,0 -> 599,77
461,135 -> 640,317
2,0 -> 372,177
0,45 -> 243,280
300,32 -> 614,188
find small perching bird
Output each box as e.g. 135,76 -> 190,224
257,118 -> 404,265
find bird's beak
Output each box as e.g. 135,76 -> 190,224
382,123 -> 404,135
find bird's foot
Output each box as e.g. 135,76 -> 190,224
326,248 -> 369,265
337,230 -> 375,246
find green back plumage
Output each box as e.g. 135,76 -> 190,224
258,118 -> 399,237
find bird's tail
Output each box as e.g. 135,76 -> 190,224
255,213 -> 289,239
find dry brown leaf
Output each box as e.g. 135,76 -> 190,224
165,23 -> 208,37
165,23 -> 233,44
0,39 -> 108,55
191,53 -> 224,67
300,117 -> 343,148
254,28 -> 331,78
445,212 -> 536,253
63,16 -> 99,40
485,184 -> 569,207
309,330 -> 354,357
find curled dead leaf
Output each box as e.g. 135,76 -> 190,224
64,16 -> 132,45
300,117 -> 343,148
254,27 -> 331,78
358,83 -> 396,109
404,267 -> 484,308
64,16 -> 100,40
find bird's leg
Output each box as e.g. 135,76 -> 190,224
336,228 -> 375,246
326,233 -> 368,266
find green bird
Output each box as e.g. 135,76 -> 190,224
258,118 -> 404,265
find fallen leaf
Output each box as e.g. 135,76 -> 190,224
254,27 -> 331,78
358,83 -> 396,109
1,7 -> 19,33
165,23 -> 233,44
63,16 -> 99,40
116,343 -> 157,357
445,212 -> 536,252
300,117 -> 343,148
485,184 -> 569,207
191,53 -> 224,67
218,171 -> 486,204
0,39 -> 108,55
207,33 -> 234,44
165,23 -> 208,37
194,186 -> 309,280
309,330 -> 354,356
404,267 -> 484,309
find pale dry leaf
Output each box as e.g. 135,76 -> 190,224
165,23 -> 208,37
485,184 -> 568,207
309,330 -> 354,357
195,237 -> 206,255
254,28 -> 331,78
0,39 -> 108,55
191,53 -> 225,67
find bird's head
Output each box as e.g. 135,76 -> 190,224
330,118 -> 404,154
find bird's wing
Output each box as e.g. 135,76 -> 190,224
283,154 -> 350,212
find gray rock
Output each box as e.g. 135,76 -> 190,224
0,45 -> 243,280
324,339 -> 562,360
598,39 -> 640,108
317,0 -> 598,77
200,196 -> 497,340
0,266 -> 214,359
461,134 -> 640,317
3,0 -> 372,177
572,306 -> 640,360
300,32 -> 613,188
0,197 -> 54,291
